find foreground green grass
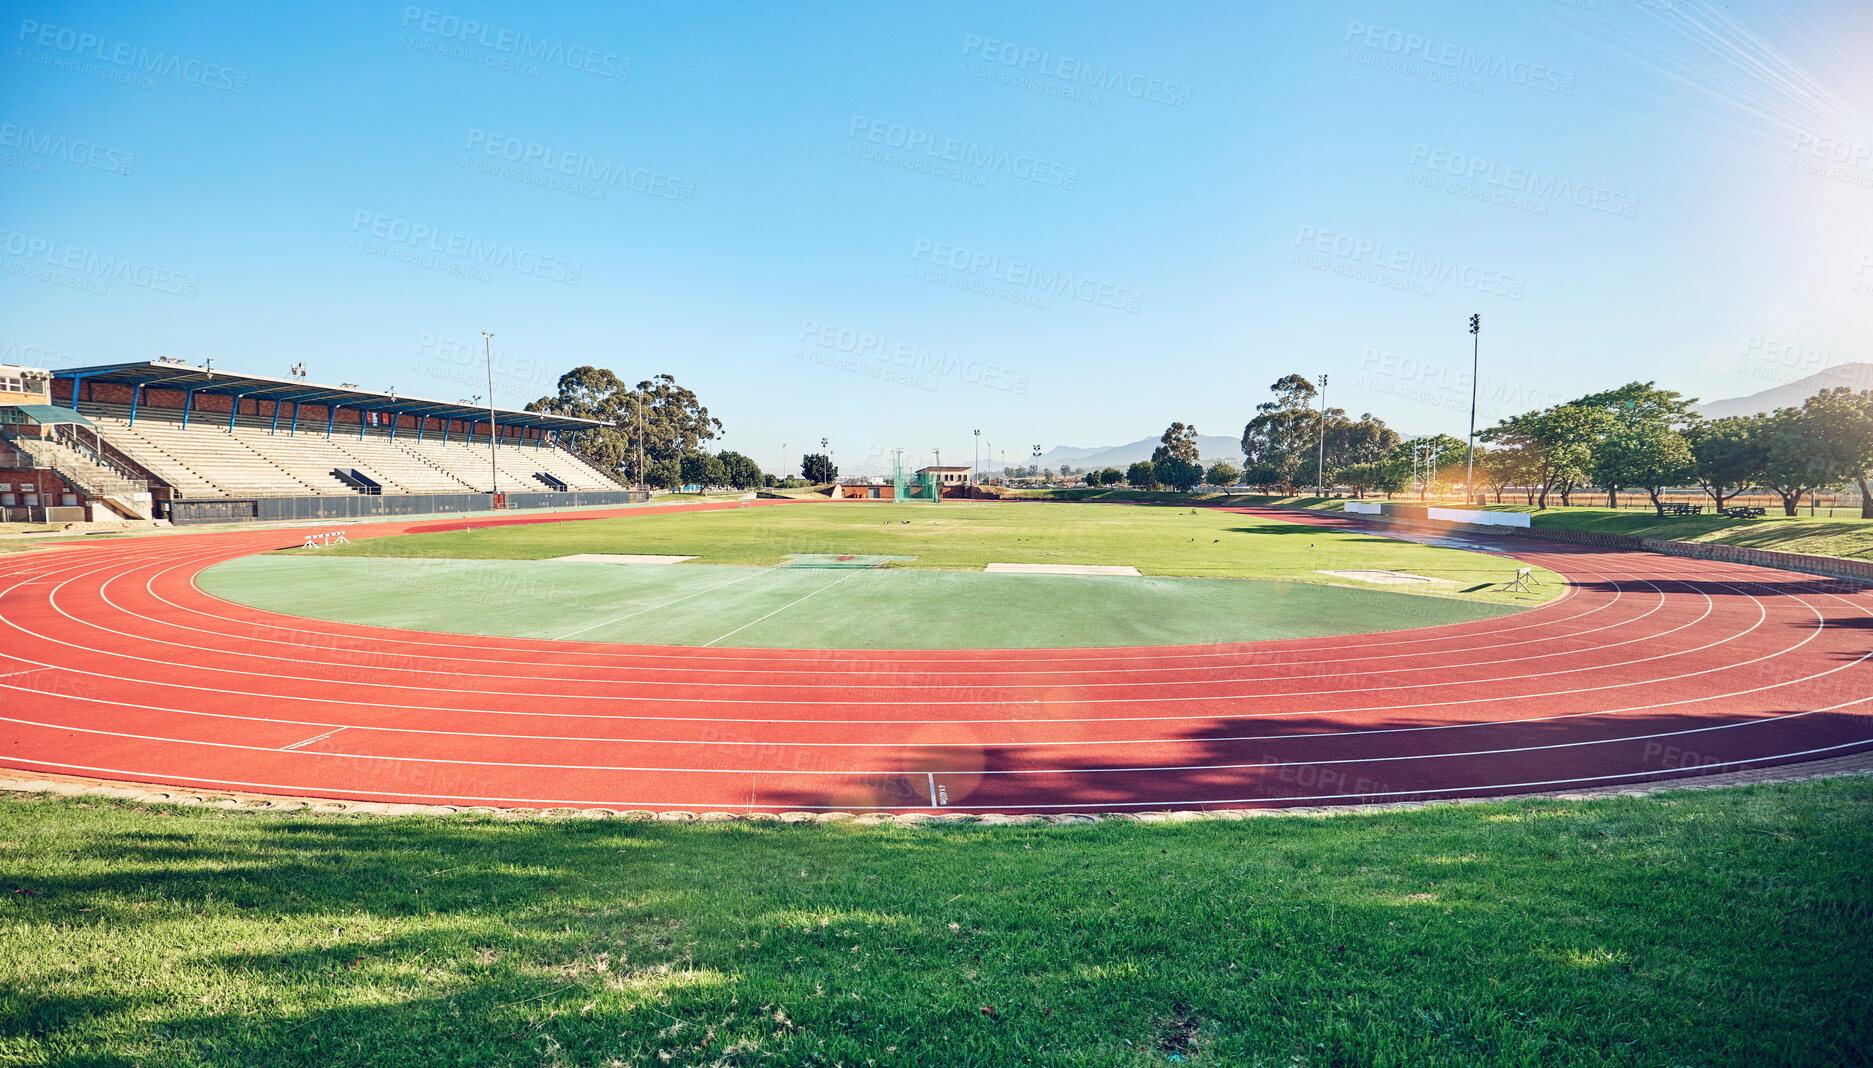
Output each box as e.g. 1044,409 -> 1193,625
2,781 -> 1868,1066
290,501 -> 1559,607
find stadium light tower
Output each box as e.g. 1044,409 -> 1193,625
480,331 -> 497,494
1317,373 -> 1329,497
973,429 -> 980,485
1466,314 -> 1481,505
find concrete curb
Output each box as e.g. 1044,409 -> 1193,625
4,753 -> 1869,825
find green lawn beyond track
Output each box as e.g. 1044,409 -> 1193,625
1,780 -> 1868,1066
213,502 -> 1558,649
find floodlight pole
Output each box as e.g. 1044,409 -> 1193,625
635,394 -> 647,489
1466,314 -> 1480,505
973,429 -> 980,485
481,331 -> 497,495
1316,373 -> 1329,497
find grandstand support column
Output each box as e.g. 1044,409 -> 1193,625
416,415 -> 425,443
128,383 -> 142,426
269,399 -> 281,435
359,409 -> 367,440
390,411 -> 399,441
326,405 -> 337,439
181,388 -> 195,429
227,394 -> 244,432
290,400 -> 300,436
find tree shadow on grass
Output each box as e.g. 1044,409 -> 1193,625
4,767 -> 1869,1066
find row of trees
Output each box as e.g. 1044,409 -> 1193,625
1216,371 -> 1873,517
1479,384 -> 1873,516
534,364 -> 1873,516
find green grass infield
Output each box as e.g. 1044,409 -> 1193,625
221,502 -> 1562,648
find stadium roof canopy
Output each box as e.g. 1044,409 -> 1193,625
49,360 -> 609,433
3,403 -> 95,428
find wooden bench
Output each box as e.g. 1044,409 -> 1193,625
1661,503 -> 1702,516
1719,506 -> 1766,518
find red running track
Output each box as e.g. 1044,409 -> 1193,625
1,502 -> 1870,813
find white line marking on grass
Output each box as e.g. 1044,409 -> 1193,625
985,563 -> 1141,576
700,565 -> 874,647
552,568 -> 773,641
281,727 -> 345,751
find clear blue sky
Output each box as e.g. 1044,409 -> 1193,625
3,0 -> 1870,474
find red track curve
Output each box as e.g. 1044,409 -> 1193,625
1,502 -> 1869,812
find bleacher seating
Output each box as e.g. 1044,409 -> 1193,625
77,402 -> 621,498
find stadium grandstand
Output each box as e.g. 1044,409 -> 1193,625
0,359 -> 642,523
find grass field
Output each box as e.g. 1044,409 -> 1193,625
200,556 -> 1523,648
288,501 -> 1559,603
225,502 -> 1560,647
1512,508 -> 1873,561
2,780 -> 1867,1066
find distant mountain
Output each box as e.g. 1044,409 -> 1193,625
1030,434 -> 1243,473
1695,363 -> 1873,420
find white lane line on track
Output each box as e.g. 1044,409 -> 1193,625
79,545 -> 1686,695
280,727 -> 345,751
8,516 -> 1872,798
6,682 -> 1871,776
10,518 -> 1866,725
3,555 -> 1841,726
550,567 -> 776,641
11,736 -> 1873,810
10,555 -> 1862,750
699,565 -> 876,647
29,560 -> 1780,710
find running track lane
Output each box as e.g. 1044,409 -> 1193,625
1,502 -> 1870,812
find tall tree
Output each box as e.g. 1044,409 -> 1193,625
529,369 -> 721,485
1126,460 -> 1159,489
1593,423 -> 1695,515
1685,416 -> 1767,510
1479,404 -> 1606,509
715,450 -> 763,490
1760,406 -> 1825,516
1241,374 -> 1323,493
1480,442 -> 1541,504
1154,456 -> 1203,491
1205,460 -> 1240,487
1796,388 -> 1873,518
1327,412 -> 1401,469
678,452 -> 725,491
1336,461 -> 1383,498
1153,422 -> 1201,464
800,453 -> 837,483
1577,382 -> 1699,507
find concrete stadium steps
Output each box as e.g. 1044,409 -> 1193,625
83,404 -> 321,497
75,401 -> 617,500
324,431 -> 478,494
400,437 -> 614,493
225,418 -> 374,494
80,405 -> 233,498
